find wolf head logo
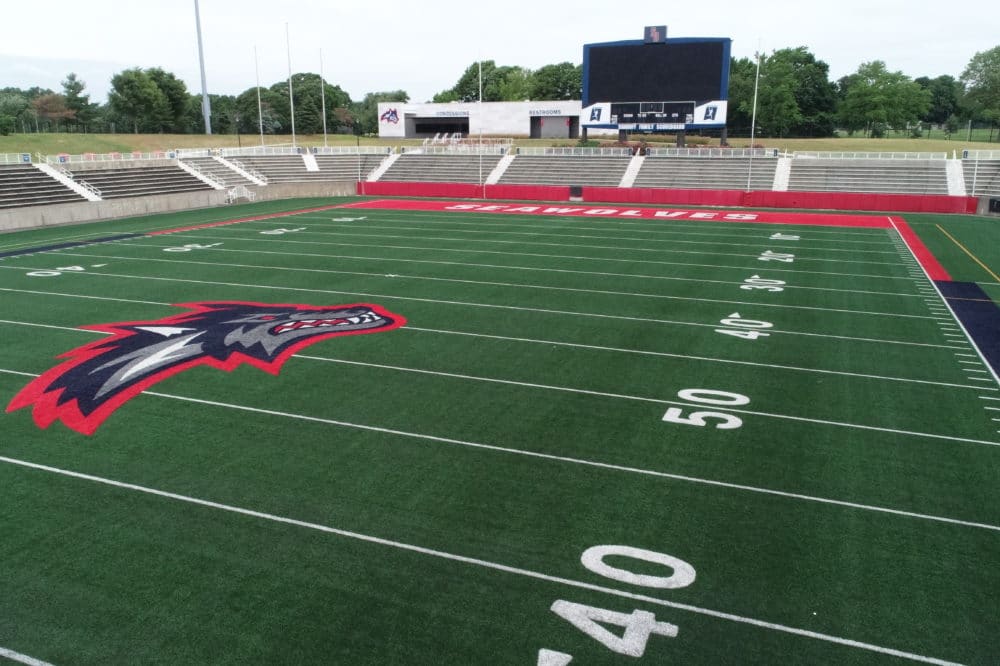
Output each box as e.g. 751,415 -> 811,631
7,301 -> 405,435
379,108 -> 399,123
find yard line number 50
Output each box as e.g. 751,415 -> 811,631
662,388 -> 750,430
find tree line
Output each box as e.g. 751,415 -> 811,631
1,45 -> 997,139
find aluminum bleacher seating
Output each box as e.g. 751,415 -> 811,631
379,153 -> 504,183
72,165 -> 214,199
498,154 -> 630,187
962,158 -> 1000,197
634,155 -> 777,190
0,163 -> 86,209
787,158 -> 949,194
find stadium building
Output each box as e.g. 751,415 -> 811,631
376,100 -> 619,140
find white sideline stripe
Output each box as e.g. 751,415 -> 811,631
0,456 -> 964,666
404,326 -> 993,392
37,250 -> 929,306
981,396 -> 1000,401
0,286 -> 166,306
141,237 -> 921,283
132,233 -> 926,300
278,220 -> 902,256
42,249 -> 922,300
0,267 -> 949,349
0,647 -> 55,666
888,218 -> 1000,390
0,297 -> 976,390
295,354 -> 1000,445
293,212 -> 897,245
0,279 -> 957,352
240,227 -> 906,268
2,367 -> 999,531
0,324 -> 991,444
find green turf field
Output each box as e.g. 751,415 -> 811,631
1,198 -> 999,665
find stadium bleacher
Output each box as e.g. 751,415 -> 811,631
0,163 -> 86,209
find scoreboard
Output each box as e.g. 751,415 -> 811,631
581,33 -> 731,131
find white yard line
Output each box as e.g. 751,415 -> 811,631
0,647 -> 56,666
43,246 -> 921,299
277,220 -> 901,255
0,263 -> 944,332
0,455 -> 975,666
179,226 -> 907,268
2,367 -> 998,530
125,237 -> 922,282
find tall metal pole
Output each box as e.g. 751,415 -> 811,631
746,48 -> 762,191
478,60 -> 484,198
286,22 -> 296,147
254,45 -> 264,145
320,48 -> 328,147
193,0 -> 212,134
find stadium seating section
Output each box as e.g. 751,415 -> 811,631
3,149 -> 998,211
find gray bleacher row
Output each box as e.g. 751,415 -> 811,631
3,153 -> 1000,210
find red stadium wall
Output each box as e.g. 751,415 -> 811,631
359,181 -> 979,215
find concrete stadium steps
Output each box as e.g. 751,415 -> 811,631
787,158 -> 949,194
180,157 -> 255,187
632,156 -> 778,191
379,153 -> 505,183
71,165 -> 215,199
313,154 -> 390,181
0,164 -> 87,209
962,159 -> 1000,197
497,155 -> 631,187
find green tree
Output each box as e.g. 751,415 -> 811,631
915,75 -> 962,125
108,68 -> 170,133
61,72 -> 97,130
725,56 -> 757,134
434,61 -> 500,102
768,47 -> 837,137
960,46 -> 1000,124
496,66 -> 532,101
146,67 -> 190,132
837,61 -> 930,137
529,62 -> 581,100
0,91 -> 30,135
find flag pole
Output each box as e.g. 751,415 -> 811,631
286,22 -> 296,148
254,45 -> 264,145
747,46 -> 761,191
320,48 -> 328,147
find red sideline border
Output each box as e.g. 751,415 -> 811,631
350,198 -> 952,281
358,181 -> 978,215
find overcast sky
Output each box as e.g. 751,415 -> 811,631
2,0 -> 996,105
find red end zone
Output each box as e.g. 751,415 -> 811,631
350,199 -> 951,280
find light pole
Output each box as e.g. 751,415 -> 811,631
193,0 -> 212,134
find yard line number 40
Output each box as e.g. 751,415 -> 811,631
539,545 -> 697,664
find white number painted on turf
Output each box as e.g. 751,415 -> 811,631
330,216 -> 366,222
758,250 -> 795,263
580,545 -> 696,589
260,227 -> 306,235
740,275 -> 785,292
662,388 -> 750,429
542,546 -> 696,661
27,265 -> 87,277
770,232 -> 800,241
163,243 -> 223,252
550,601 -> 678,658
715,312 -> 773,341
